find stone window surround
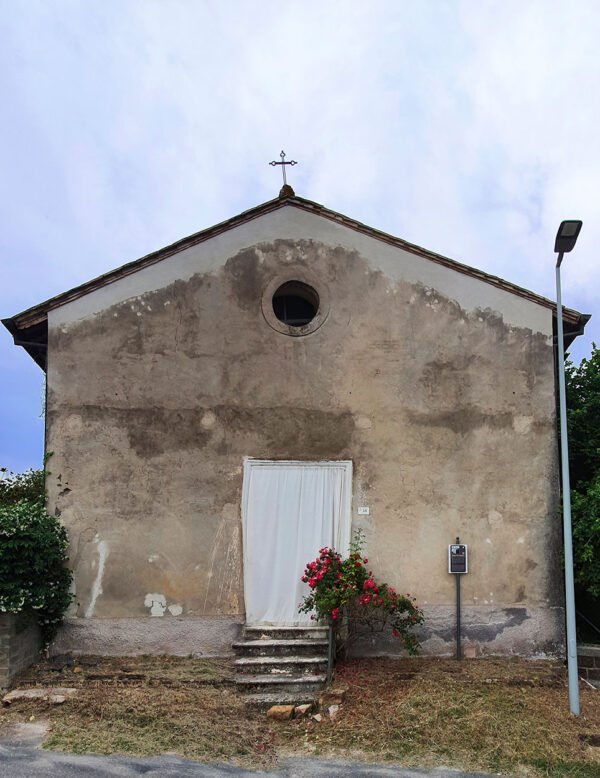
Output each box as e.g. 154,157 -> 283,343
261,269 -> 330,337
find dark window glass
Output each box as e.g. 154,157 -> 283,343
272,281 -> 319,327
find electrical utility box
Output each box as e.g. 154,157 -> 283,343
448,544 -> 468,574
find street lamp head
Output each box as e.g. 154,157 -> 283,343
555,220 -> 582,254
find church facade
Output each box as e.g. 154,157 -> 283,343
3,192 -> 589,657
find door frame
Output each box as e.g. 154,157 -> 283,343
241,459 -> 353,625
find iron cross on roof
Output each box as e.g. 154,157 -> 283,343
269,150 -> 297,189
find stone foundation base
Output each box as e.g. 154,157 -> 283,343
349,605 -> 565,658
50,616 -> 244,657
50,606 -> 565,659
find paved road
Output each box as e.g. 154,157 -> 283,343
0,723 -> 504,777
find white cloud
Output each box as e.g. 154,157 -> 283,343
0,0 -> 598,466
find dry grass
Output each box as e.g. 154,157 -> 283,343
279,657 -> 600,777
1,654 -> 600,776
0,655 -> 277,767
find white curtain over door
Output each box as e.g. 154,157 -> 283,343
242,461 -> 352,626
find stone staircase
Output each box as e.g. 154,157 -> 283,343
233,625 -> 329,708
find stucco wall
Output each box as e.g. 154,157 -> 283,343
45,205 -> 563,657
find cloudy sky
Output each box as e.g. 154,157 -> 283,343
1,0 -> 598,472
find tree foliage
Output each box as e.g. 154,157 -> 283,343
570,475 -> 600,598
0,467 -> 45,505
0,467 -> 73,645
565,344 -> 600,598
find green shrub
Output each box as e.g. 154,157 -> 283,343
571,473 -> 600,599
298,531 -> 424,654
0,468 -> 72,646
565,344 -> 600,604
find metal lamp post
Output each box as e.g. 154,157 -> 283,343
554,219 -> 583,716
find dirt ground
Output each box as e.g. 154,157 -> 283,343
1,655 -> 599,777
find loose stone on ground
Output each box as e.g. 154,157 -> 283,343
294,703 -> 312,718
2,688 -> 77,705
266,704 -> 295,721
318,683 -> 348,712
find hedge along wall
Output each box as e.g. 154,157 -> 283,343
0,468 -> 73,689
0,612 -> 42,691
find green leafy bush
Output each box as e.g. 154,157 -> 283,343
298,531 -> 424,654
571,473 -> 600,599
565,344 -> 600,602
0,468 -> 72,645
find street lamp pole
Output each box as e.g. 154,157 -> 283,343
554,219 -> 582,717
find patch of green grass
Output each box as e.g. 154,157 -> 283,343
529,759 -> 600,777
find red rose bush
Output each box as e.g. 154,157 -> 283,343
298,531 -> 424,654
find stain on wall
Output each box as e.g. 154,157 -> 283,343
45,223 -> 561,653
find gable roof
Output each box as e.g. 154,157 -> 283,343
2,193 -> 590,370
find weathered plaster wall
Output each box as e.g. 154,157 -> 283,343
46,205 -> 562,657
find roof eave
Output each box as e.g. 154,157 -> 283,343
559,312 -> 591,351
2,316 -> 47,371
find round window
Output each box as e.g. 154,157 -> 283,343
261,271 -> 329,336
272,281 -> 319,327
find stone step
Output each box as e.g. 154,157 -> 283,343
232,639 -> 328,657
235,673 -> 326,695
242,692 -> 319,710
235,655 -> 328,676
244,625 -> 328,641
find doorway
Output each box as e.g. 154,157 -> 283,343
241,460 -> 352,626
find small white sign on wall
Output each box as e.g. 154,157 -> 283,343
358,507 -> 370,515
